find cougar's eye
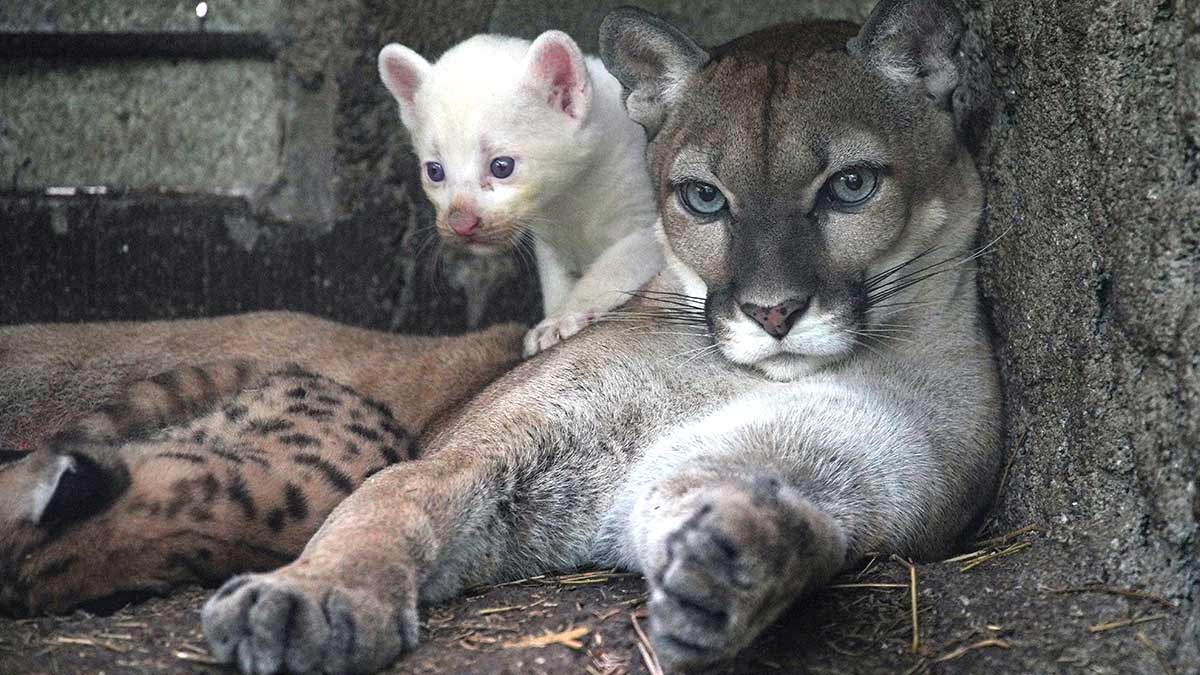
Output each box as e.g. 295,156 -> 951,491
679,181 -> 727,216
490,156 -> 515,179
425,162 -> 445,182
825,166 -> 878,206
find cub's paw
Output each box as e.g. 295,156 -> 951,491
646,477 -> 814,673
522,310 -> 600,357
202,572 -> 416,675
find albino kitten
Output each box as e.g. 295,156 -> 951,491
378,31 -> 661,356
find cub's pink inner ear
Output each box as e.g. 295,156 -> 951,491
526,32 -> 590,120
378,44 -> 429,108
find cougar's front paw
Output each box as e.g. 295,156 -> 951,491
522,310 -> 599,357
202,572 -> 417,675
646,477 -> 813,673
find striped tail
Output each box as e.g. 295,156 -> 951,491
49,360 -> 266,449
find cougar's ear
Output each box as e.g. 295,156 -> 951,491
849,0 -> 993,152
522,31 -> 592,121
378,43 -> 432,130
599,7 -> 708,136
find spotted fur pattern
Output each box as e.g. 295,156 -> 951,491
0,313 -> 524,617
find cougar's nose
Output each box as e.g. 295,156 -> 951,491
447,208 -> 481,237
740,297 -> 809,339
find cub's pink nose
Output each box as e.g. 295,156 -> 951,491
447,209 -> 481,237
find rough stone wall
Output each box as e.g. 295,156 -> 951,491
968,0 -> 1199,662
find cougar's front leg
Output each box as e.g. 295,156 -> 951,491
627,457 -> 849,673
202,443 -> 599,675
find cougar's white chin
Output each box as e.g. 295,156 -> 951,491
716,311 -> 855,382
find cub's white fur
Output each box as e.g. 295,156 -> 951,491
378,32 -> 661,356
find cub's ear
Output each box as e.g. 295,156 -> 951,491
22,452 -> 114,526
23,453 -> 78,524
849,0 -> 992,153
599,7 -> 708,136
522,31 -> 592,121
378,43 -> 432,129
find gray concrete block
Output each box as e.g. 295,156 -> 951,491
1,0 -> 279,33
0,58 -> 282,193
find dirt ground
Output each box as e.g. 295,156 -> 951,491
0,527 -> 1185,675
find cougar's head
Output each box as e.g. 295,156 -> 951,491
600,0 -> 989,380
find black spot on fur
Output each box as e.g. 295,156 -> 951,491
345,424 -> 381,442
200,473 -> 220,502
283,483 -> 309,520
266,509 -> 285,532
233,360 -> 251,386
224,404 -> 249,422
226,474 -> 257,520
378,418 -> 405,437
378,445 -> 401,463
279,433 -> 320,448
361,397 -> 393,418
344,442 -> 361,457
285,403 -> 334,421
315,395 -> 341,406
292,454 -> 354,494
210,447 -> 244,464
149,370 -> 186,417
246,418 -> 294,435
166,480 -> 194,519
154,452 -> 207,465
276,364 -> 319,380
189,506 -> 214,522
192,365 -> 218,403
286,387 -> 308,399
362,465 -> 387,480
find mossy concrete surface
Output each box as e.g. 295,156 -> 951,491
1,0 -> 279,33
970,0 -> 1198,667
0,59 -> 280,192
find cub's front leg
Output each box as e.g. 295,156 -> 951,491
630,468 -> 846,672
524,227 -> 663,357
202,440 -> 602,674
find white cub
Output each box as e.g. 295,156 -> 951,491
378,32 -> 661,356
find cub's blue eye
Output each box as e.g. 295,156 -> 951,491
490,156 -> 515,179
826,166 -> 879,206
425,162 -> 445,182
679,181 -> 727,216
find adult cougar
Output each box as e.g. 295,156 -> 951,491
190,0 -> 1000,671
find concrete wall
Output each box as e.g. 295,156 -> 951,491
969,0 -> 1199,663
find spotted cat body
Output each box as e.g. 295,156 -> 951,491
0,312 -> 523,616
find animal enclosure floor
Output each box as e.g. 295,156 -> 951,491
0,532 -> 1186,674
